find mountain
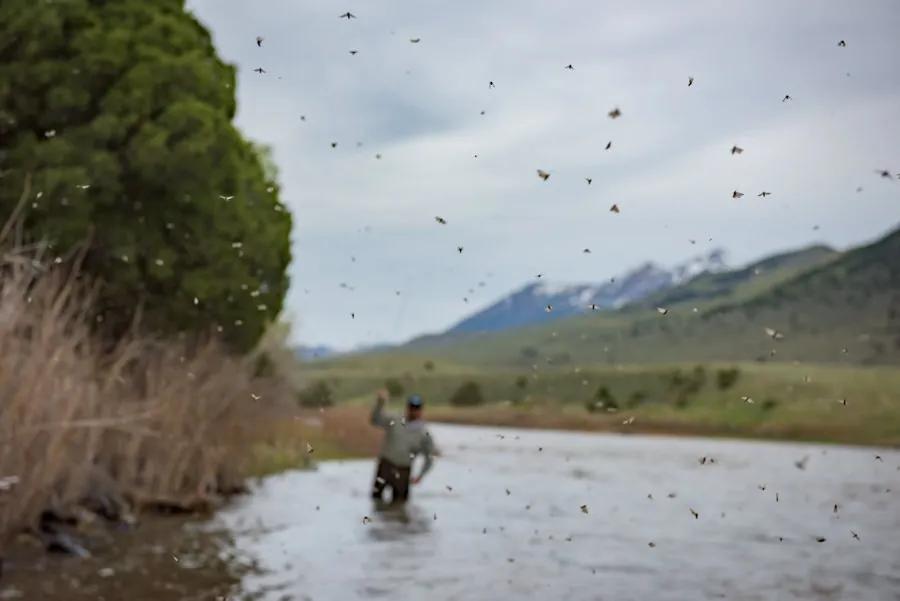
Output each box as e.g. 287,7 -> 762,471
638,245 -> 837,310
294,345 -> 337,361
316,227 -> 898,370
401,228 -> 898,366
446,250 -> 728,335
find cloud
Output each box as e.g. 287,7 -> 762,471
189,0 -> 900,349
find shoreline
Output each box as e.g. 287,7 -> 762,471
425,405 -> 900,449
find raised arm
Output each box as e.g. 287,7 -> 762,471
370,389 -> 394,429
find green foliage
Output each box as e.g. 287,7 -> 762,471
520,346 -> 539,361
587,385 -> 617,412
627,390 -> 648,408
514,375 -> 529,390
448,381 -> 485,407
0,0 -> 292,350
384,378 -> 405,398
716,367 -> 741,390
665,365 -> 707,407
297,380 -> 333,408
423,360 -> 435,371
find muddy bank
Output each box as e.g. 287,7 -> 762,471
0,512 -> 249,601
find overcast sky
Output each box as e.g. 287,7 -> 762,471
188,0 -> 900,351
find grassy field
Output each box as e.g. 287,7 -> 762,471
291,360 -> 900,447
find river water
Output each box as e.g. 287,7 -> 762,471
211,424 -> 899,601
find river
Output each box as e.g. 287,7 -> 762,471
4,424 -> 899,600
216,424 -> 899,600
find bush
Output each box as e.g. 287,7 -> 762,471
691,365 -> 707,388
448,381 -> 485,407
716,367 -> 741,390
297,380 -> 333,408
664,366 -> 707,407
384,378 -> 405,398
520,346 -> 539,361
761,397 -> 779,411
627,390 -> 648,408
586,386 -> 618,412
514,375 -> 529,390
423,360 -> 435,371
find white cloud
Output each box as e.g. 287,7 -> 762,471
189,0 -> 900,349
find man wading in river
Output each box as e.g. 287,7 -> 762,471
370,389 -> 436,504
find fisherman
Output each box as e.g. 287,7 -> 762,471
370,389 -> 436,504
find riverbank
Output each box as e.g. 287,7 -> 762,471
0,512 -> 243,600
244,405 -> 382,473
0,239 -> 301,573
280,396 -> 899,451
0,405 -> 379,599
427,404 -> 900,447
291,361 -> 900,448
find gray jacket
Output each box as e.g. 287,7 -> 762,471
370,400 -> 436,478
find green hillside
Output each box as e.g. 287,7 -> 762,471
638,244 -> 837,310
332,230 -> 896,368
293,229 -> 900,446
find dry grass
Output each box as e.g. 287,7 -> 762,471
242,405 -> 382,477
0,193 -> 293,550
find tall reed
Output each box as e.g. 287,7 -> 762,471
0,184 -> 289,549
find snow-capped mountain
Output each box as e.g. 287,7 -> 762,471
293,344 -> 338,361
447,250 -> 726,335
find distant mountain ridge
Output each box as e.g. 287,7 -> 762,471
294,345 -> 337,361
314,226 -> 899,369
445,249 -> 727,335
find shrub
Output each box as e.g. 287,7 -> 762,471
716,367 -> 741,390
664,366 -> 706,407
666,369 -> 685,389
384,378 -> 405,398
587,386 -> 618,412
297,380 -> 333,408
448,381 -> 485,407
0,238 -> 288,544
423,360 -> 435,371
627,390 -> 648,408
514,375 -> 529,390
761,397 -> 779,411
520,346 -> 539,360
691,365 -> 707,388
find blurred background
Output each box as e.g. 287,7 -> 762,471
0,0 -> 898,599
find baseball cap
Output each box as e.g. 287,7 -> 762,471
407,394 -> 424,408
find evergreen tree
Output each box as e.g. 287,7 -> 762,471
0,0 -> 292,350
